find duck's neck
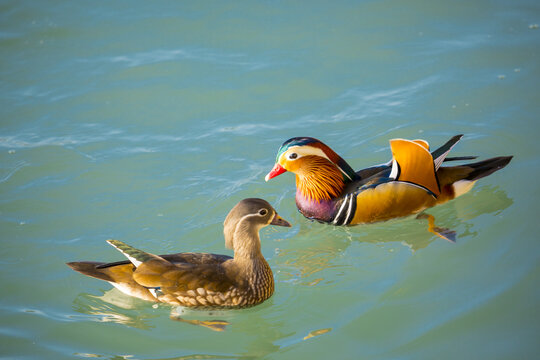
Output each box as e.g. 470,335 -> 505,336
296,158 -> 346,202
232,223 -> 273,297
232,222 -> 270,273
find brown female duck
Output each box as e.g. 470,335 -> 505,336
67,198 -> 291,309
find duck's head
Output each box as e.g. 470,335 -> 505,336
265,137 -> 357,201
223,198 -> 291,250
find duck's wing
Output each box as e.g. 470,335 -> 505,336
352,135 -> 467,186
351,135 -> 477,193
355,163 -> 391,181
388,138 -> 441,196
345,137 -> 443,196
344,164 -> 392,194
107,240 -> 237,306
95,252 -> 232,269
333,139 -> 440,225
162,252 -> 233,265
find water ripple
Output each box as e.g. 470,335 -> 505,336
216,123 -> 280,136
87,48 -> 270,71
0,161 -> 29,183
329,76 -> 439,123
0,128 -> 187,150
422,34 -> 492,55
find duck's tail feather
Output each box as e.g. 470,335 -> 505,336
66,261 -> 115,282
67,259 -> 159,301
437,155 -> 513,199
461,156 -> 513,181
443,156 -> 478,162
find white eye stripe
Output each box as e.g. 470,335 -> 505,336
281,145 -> 325,161
233,213 -> 267,236
281,145 -> 353,181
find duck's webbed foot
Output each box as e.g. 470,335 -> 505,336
416,213 -> 456,243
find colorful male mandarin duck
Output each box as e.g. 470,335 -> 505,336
265,135 -> 512,234
67,198 -> 290,310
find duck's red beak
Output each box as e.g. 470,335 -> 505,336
265,163 -> 287,181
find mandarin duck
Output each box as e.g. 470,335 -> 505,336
67,198 -> 290,312
265,135 -> 511,239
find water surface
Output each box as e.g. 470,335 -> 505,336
1,1 -> 539,359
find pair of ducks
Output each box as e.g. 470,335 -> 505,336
68,135 -> 512,312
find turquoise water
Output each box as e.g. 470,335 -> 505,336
1,1 -> 539,359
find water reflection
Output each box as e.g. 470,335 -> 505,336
274,184 -> 514,281
73,289 -> 239,332
150,355 -> 249,360
72,289 -> 157,329
303,327 -> 332,340
145,305 -> 294,359
72,287 -> 293,354
275,224 -> 351,285
169,307 -> 230,332
350,185 -> 513,251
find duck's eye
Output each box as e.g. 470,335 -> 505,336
259,209 -> 268,216
288,153 -> 298,160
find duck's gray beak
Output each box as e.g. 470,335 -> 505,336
270,213 -> 291,227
